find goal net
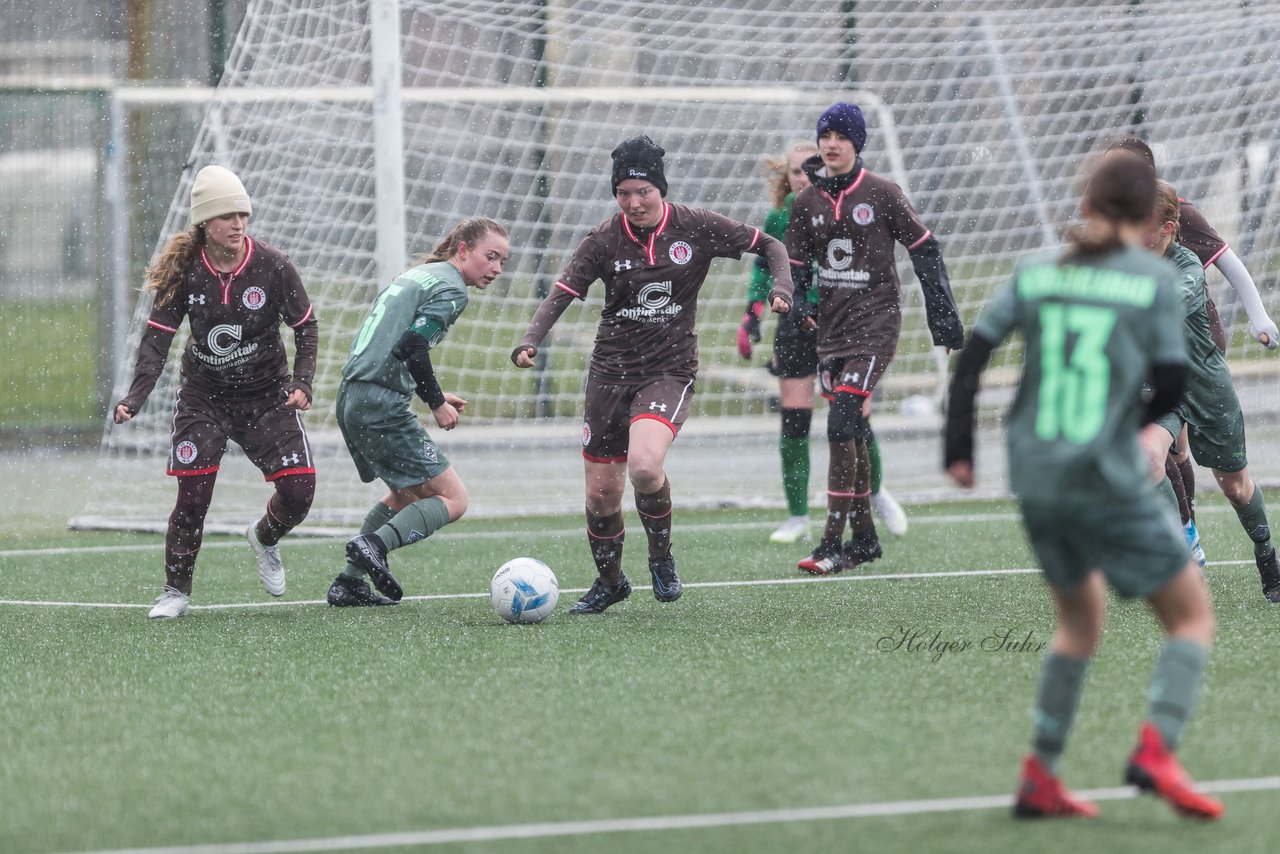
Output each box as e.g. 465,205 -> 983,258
78,0 -> 1280,531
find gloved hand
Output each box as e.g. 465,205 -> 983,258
736,301 -> 765,359
1251,317 -> 1280,350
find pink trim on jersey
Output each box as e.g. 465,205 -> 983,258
168,464 -> 220,477
200,235 -> 255,304
555,281 -> 582,298
819,168 -> 867,221
289,305 -> 314,328
265,466 -> 316,482
833,385 -> 872,397
747,227 -> 762,251
147,319 -> 180,334
631,412 -> 678,435
620,203 -> 671,265
1203,244 -> 1228,268
583,450 -> 627,464
907,230 -> 933,251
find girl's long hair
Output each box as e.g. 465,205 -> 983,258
765,142 -> 818,209
1062,154 -> 1157,261
145,226 -> 206,307
415,217 -> 508,265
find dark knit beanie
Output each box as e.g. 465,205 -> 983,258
610,135 -> 668,196
816,103 -> 867,152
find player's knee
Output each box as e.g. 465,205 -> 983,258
445,484 -> 469,523
276,473 -> 315,516
627,457 -> 665,494
826,394 -> 867,443
780,407 -> 812,440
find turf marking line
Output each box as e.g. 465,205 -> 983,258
71,775 -> 1280,854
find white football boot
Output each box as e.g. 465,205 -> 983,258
247,523 -> 286,597
769,516 -> 812,544
872,487 -> 908,537
148,586 -> 190,619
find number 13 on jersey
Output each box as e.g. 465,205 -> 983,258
1035,303 -> 1117,444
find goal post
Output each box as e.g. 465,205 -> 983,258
69,0 -> 1280,532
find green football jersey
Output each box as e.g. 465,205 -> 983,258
1164,242 -> 1242,426
341,261 -> 469,394
974,244 -> 1186,502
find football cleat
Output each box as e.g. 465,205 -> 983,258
568,575 -> 632,614
648,553 -> 683,602
769,516 -> 812,545
246,523 -> 286,597
872,488 -> 908,537
1013,755 -> 1099,819
326,575 -> 396,607
345,533 -> 402,602
842,531 -> 883,570
1124,721 -> 1224,819
797,539 -> 844,575
148,586 -> 190,620
1183,520 -> 1206,570
1256,548 -> 1280,604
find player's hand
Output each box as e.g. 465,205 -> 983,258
947,460 -> 974,489
113,403 -> 133,424
443,392 -> 467,413
769,295 -> 791,315
736,302 -> 764,359
284,388 -> 311,411
1251,319 -> 1279,350
432,401 -> 460,431
511,344 -> 537,368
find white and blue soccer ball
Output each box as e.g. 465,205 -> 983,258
490,557 -> 559,624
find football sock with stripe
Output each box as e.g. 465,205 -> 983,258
586,508 -> 626,584
1146,637 -> 1208,750
376,496 -> 450,552
340,502 -> 395,579
1031,652 -> 1089,774
635,478 -> 673,556
1233,483 -> 1274,560
822,439 -> 856,543
779,408 -> 812,517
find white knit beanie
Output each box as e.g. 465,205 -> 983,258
190,165 -> 252,226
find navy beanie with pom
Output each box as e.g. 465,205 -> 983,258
816,103 -> 867,152
610,135 -> 668,196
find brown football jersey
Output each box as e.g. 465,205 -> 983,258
554,202 -> 766,381
785,168 -> 931,360
119,236 -> 317,411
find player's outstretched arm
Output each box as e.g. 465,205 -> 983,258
512,285 -> 577,368
1215,248 -> 1278,349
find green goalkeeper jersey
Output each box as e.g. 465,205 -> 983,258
341,261 -> 469,394
974,244 -> 1186,503
1163,241 -> 1242,427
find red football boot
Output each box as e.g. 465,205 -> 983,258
1124,722 -> 1224,820
1013,755 -> 1100,819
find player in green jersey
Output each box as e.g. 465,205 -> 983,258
328,217 -> 509,607
1136,182 -> 1280,603
945,155 -> 1222,820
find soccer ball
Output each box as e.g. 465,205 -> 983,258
490,557 -> 559,624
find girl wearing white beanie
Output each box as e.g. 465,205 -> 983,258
113,164 -> 319,619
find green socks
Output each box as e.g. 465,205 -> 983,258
1031,652 -> 1089,774
1147,638 -> 1208,751
376,496 -> 451,551
779,435 -> 810,517
1233,484 -> 1274,560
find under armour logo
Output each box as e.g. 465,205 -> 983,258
648,401 -> 667,412
189,294 -> 206,305
615,259 -> 632,272
281,452 -> 300,465
811,214 -> 825,227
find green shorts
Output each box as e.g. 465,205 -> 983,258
1019,495 -> 1189,599
335,380 -> 450,489
1154,407 -> 1248,473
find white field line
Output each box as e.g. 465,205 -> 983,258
0,561 -> 1257,611
70,775 -> 1280,854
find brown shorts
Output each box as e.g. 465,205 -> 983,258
582,374 -> 695,462
818,353 -> 892,400
168,384 -> 314,480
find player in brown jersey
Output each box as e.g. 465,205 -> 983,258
114,165 -> 318,619
1106,137 -> 1279,569
512,135 -> 794,614
785,103 -> 964,575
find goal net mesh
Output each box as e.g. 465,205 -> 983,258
79,0 -> 1280,530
